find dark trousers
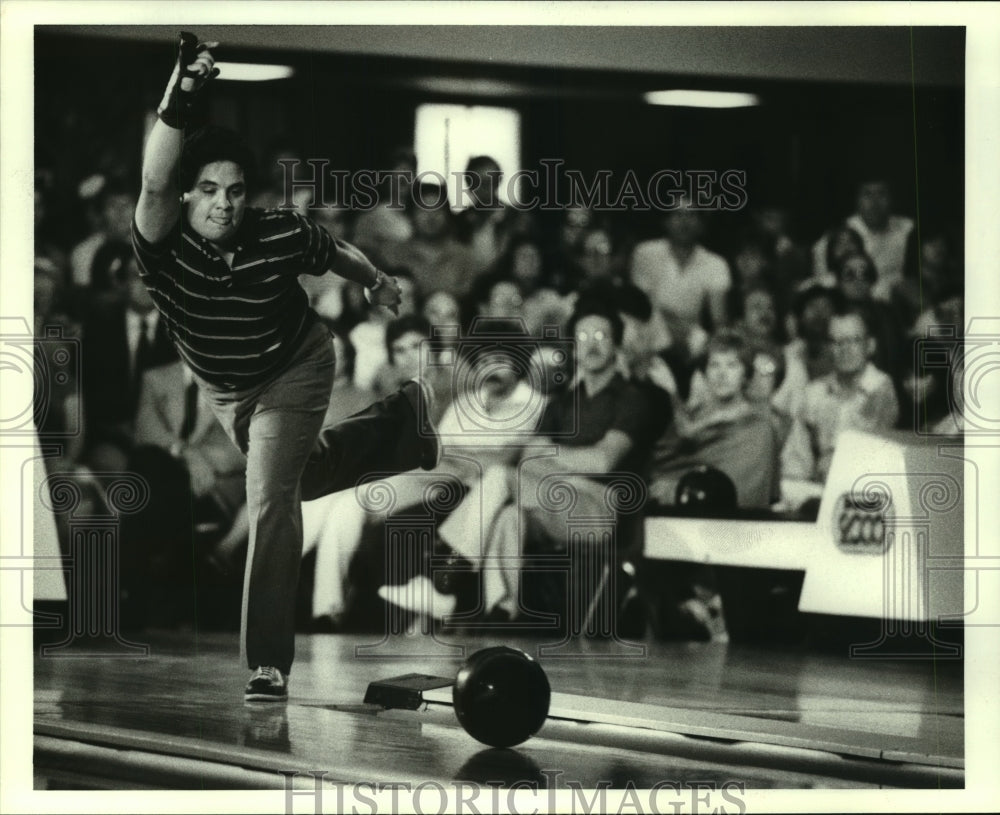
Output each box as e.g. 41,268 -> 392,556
197,322 -> 425,674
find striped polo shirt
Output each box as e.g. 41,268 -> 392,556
131,208 -> 341,390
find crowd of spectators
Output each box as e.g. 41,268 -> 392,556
32,145 -> 965,641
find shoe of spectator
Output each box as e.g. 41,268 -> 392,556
245,666 -> 288,702
378,575 -> 456,619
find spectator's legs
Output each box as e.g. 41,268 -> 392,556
303,491 -> 366,620
481,503 -> 520,616
437,465 -> 512,569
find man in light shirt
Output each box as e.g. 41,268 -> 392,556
812,177 -> 914,302
629,197 -> 731,359
784,308 -> 900,483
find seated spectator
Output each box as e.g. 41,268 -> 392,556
370,313 -> 432,400
629,196 -> 732,363
783,308 -> 900,483
731,284 -> 787,349
498,234 -> 549,294
386,180 -> 476,300
69,174 -> 107,285
86,239 -> 134,311
422,288 -> 469,374
351,146 -> 417,269
120,360 -> 247,627
506,235 -> 574,335
775,283 -> 844,415
601,282 -> 677,399
423,289 -> 462,332
808,223 -> 865,289
649,329 -> 783,510
728,227 -> 775,296
576,226 -> 625,287
133,361 -> 247,523
314,321 -> 544,629
69,177 -> 136,317
910,278 -> 964,341
901,278 -> 965,434
468,272 -> 526,322
550,204 -> 594,268
895,225 -> 962,330
549,220 -> 627,296
811,176 -> 914,301
927,313 -> 966,437
832,250 -> 908,399
432,299 -> 659,624
80,255 -> 178,471
749,204 -> 811,288
455,155 -> 519,275
642,331 -> 789,643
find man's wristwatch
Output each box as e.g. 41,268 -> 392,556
368,268 -> 386,293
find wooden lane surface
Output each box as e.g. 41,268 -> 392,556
421,688 -> 961,767
34,629 -> 963,789
417,638 -> 963,768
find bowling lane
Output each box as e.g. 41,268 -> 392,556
34,629 -> 963,790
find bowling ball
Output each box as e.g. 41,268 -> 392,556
675,464 -> 738,517
453,646 -> 550,748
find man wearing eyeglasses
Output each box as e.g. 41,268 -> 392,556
472,299 -> 661,625
787,308 -> 899,483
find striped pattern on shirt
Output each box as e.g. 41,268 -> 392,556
131,208 -> 339,389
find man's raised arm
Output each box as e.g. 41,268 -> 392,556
135,33 -> 218,244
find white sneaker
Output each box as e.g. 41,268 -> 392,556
378,575 -> 456,619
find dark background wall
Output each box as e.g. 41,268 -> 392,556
35,26 -> 964,251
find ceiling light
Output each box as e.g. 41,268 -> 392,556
643,90 -> 760,108
214,62 -> 295,82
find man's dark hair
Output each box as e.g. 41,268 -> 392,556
698,328 -> 755,379
180,126 -> 257,193
567,296 -> 624,346
791,283 -> 845,321
385,313 -> 431,362
466,155 -> 501,176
